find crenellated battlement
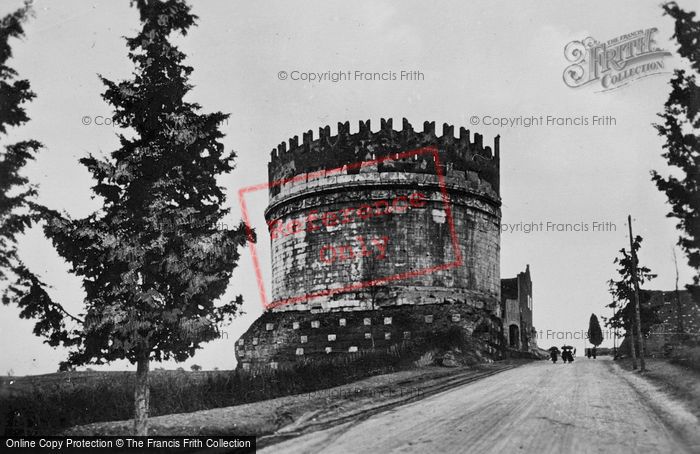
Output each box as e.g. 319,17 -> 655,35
268,118 -> 500,197
238,118 -> 504,368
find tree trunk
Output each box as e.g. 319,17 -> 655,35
629,323 -> 638,370
673,248 -> 684,340
628,216 -> 645,372
134,355 -> 150,436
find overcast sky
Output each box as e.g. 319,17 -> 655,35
0,0 -> 695,375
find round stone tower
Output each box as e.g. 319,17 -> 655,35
236,119 -> 503,369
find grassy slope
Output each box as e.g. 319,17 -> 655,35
63,361 -> 525,438
616,357 -> 700,419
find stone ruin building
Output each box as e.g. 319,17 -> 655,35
500,265 -> 537,352
236,118 -> 523,370
625,289 -> 700,356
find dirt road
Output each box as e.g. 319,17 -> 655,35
262,358 -> 700,454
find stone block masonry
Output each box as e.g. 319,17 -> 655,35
236,302 -> 504,369
236,118 -> 502,369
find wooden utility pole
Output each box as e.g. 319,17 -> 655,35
628,215 -> 646,372
628,312 -> 638,370
612,302 -> 617,359
672,248 -> 684,342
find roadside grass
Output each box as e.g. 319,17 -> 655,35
667,345 -> 700,373
616,355 -> 700,420
64,363 -> 524,438
1,326 -> 494,435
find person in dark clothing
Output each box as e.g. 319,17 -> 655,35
592,346 -> 597,359
548,346 -> 560,363
561,346 -> 574,363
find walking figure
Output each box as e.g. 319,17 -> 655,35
561,345 -> 574,363
548,346 -> 561,363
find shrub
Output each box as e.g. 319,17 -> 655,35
427,326 -> 467,351
1,327 -> 475,436
668,345 -> 700,373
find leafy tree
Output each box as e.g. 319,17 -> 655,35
6,0 -> 251,435
587,314 -> 603,347
652,2 -> 700,289
190,364 -> 201,371
0,1 -> 44,306
606,236 -> 660,354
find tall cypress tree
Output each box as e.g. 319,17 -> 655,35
0,1 -> 44,306
10,0 -> 250,434
652,2 -> 700,290
587,314 -> 603,347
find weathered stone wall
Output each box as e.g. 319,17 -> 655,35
268,118 -> 499,198
500,266 -> 536,352
503,298 -> 520,349
237,119 -> 502,368
267,172 -> 500,312
265,119 -> 500,312
236,302 -> 504,369
642,290 -> 700,355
